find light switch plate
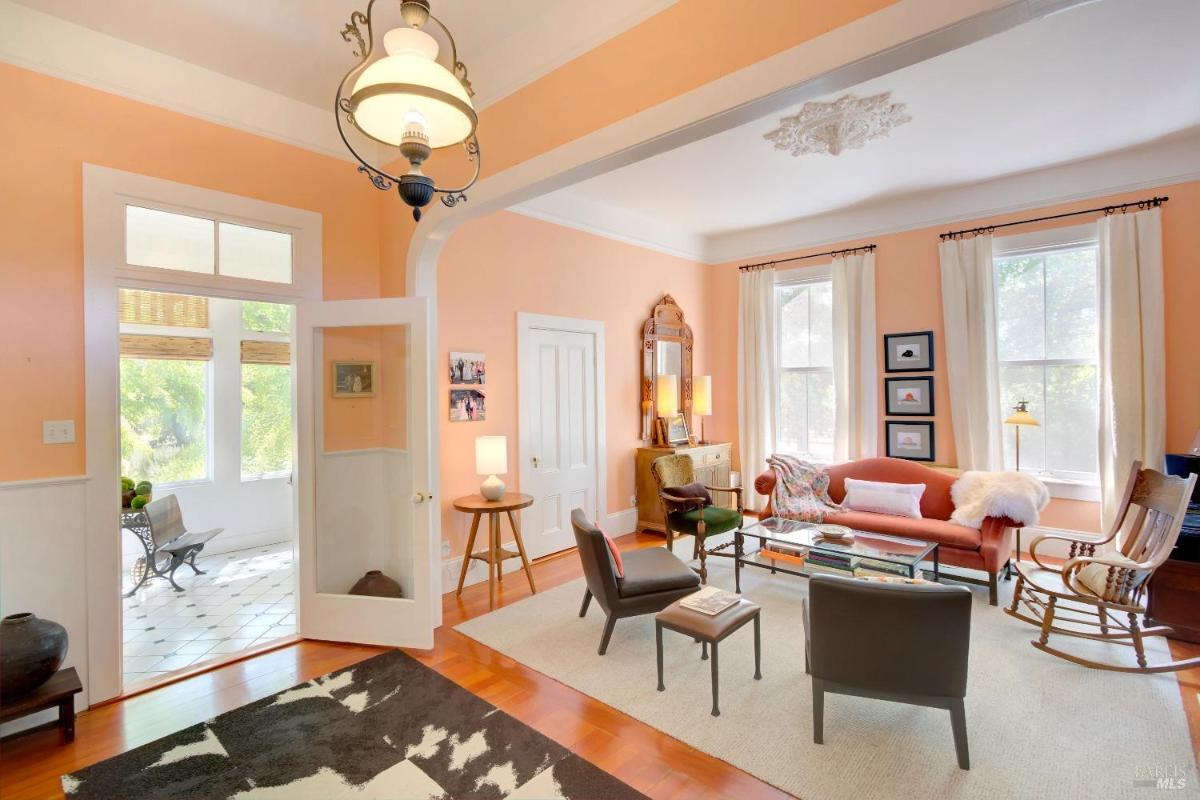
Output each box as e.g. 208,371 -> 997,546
43,420 -> 76,444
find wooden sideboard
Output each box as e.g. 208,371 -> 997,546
635,442 -> 733,533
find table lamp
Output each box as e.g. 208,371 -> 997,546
693,375 -> 712,445
475,435 -> 508,501
655,375 -> 678,446
1004,400 -> 1039,472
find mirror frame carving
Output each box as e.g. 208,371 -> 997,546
641,294 -> 693,442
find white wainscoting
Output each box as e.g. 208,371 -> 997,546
121,477 -> 294,570
0,476 -> 90,735
316,449 -> 412,598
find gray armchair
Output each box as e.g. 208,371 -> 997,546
571,509 -> 700,655
803,574 -> 973,770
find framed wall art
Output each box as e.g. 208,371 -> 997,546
886,420 -> 935,462
332,361 -> 376,397
884,331 -> 934,373
885,376 -> 935,416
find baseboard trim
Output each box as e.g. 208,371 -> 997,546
600,507 -> 637,538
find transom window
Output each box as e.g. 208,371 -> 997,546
125,205 -> 293,285
775,271 -> 835,461
993,227 -> 1099,482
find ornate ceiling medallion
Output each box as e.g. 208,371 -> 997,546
764,92 -> 912,157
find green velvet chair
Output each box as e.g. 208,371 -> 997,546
650,454 -> 743,583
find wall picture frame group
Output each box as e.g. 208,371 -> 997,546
448,351 -> 486,421
886,421 -> 935,462
885,376 -> 934,416
884,331 -> 934,373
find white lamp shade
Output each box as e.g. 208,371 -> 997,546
655,374 -> 678,417
475,435 -> 507,476
693,375 -> 712,416
351,27 -> 475,148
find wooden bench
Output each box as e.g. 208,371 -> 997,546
0,667 -> 82,744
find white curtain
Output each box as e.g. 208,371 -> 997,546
939,235 -> 1001,470
738,267 -> 777,486
1098,208 -> 1165,528
832,251 -> 877,461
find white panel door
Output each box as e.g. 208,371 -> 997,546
519,321 -> 599,559
295,297 -> 435,648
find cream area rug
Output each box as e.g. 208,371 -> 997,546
455,537 -> 1198,799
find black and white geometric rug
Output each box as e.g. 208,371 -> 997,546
62,650 -> 647,799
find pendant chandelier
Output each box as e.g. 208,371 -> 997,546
336,0 -> 480,221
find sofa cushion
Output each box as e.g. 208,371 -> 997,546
826,510 -> 982,551
617,547 -> 701,598
842,478 -> 925,519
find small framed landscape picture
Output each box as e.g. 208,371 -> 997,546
884,331 -> 934,373
663,413 -> 690,445
885,376 -> 934,416
333,361 -> 376,397
449,351 -> 485,385
450,388 -> 486,422
886,421 -> 935,462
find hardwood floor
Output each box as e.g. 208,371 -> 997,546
3,533 -> 1197,799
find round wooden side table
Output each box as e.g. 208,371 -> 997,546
452,492 -> 536,610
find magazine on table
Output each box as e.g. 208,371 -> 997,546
680,586 -> 740,616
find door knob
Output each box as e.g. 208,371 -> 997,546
412,492 -> 433,504
531,456 -> 540,469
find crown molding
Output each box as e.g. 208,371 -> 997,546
703,130 -> 1200,263
511,198 -> 705,263
0,0 -> 386,164
469,0 -> 678,109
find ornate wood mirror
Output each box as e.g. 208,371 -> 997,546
641,295 -> 693,443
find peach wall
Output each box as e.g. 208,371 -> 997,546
714,179 -> 1200,533
0,63 -> 383,482
435,211 -> 724,554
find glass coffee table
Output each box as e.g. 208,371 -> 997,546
733,517 -> 939,593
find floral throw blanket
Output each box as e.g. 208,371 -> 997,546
767,454 -> 840,522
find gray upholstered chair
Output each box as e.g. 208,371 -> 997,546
571,509 -> 700,655
803,574 -> 973,770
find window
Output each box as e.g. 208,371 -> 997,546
993,229 -> 1099,481
124,207 -> 294,284
776,275 -> 835,461
120,356 -> 210,485
240,302 -> 294,479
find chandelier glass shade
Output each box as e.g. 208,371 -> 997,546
336,0 -> 480,221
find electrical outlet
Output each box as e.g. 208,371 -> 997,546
630,494 -> 637,507
42,420 -> 76,444
441,539 -> 451,558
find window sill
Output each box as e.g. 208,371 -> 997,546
1032,475 -> 1100,502
241,472 -> 292,484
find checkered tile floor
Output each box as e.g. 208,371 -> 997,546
122,542 -> 295,688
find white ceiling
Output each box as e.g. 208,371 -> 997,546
10,0 -> 676,110
515,0 -> 1200,262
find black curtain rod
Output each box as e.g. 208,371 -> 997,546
739,244 -> 876,272
939,196 -> 1169,240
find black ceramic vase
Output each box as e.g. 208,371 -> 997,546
0,613 -> 68,697
349,570 -> 403,598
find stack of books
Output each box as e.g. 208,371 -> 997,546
760,540 -> 810,567
803,549 -> 861,576
853,558 -> 915,579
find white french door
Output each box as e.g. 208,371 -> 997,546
518,314 -> 604,559
295,297 -> 435,648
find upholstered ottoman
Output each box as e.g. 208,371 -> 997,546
655,597 -> 761,717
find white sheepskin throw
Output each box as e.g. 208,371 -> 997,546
949,470 -> 1049,528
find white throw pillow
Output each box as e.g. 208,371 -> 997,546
842,478 -> 925,519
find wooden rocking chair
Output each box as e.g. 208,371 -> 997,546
1005,461 -> 1199,673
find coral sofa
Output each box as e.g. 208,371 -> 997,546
754,457 -> 1016,604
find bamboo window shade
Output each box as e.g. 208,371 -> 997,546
120,334 -> 212,360
118,288 -> 209,328
240,340 -> 291,365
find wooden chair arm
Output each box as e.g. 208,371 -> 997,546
659,491 -> 706,507
1028,530 -> 1113,571
703,485 -> 742,496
